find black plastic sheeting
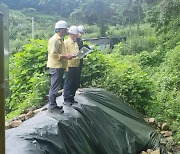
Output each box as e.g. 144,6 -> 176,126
6,88 -> 161,154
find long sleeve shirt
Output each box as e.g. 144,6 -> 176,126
47,33 -> 67,69
64,37 -> 80,68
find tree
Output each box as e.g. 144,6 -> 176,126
2,0 -> 80,17
145,0 -> 180,48
71,0 -> 114,36
111,0 -> 144,33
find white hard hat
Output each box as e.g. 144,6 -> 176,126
68,26 -> 79,35
55,20 -> 68,29
78,25 -> 84,33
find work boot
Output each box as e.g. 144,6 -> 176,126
48,106 -> 64,113
63,100 -> 72,106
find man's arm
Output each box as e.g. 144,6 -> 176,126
48,39 -> 63,60
49,39 -> 73,60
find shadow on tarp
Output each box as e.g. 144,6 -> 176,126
6,88 -> 163,154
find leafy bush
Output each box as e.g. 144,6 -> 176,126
81,50 -> 110,87
113,34 -> 157,55
103,55 -> 153,113
109,24 -> 157,55
82,43 -> 180,141
146,44 -> 180,142
6,39 -> 49,119
83,25 -> 100,39
107,24 -> 154,37
82,52 -> 153,113
137,50 -> 165,67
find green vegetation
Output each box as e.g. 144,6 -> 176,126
82,52 -> 153,113
9,9 -> 61,53
6,40 -> 49,120
2,0 -> 179,144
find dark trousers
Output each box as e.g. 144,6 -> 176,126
48,68 -> 64,109
63,67 -> 79,101
77,59 -> 83,89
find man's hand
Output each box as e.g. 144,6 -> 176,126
64,54 -> 75,60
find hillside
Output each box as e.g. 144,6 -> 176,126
1,0 -> 180,151
9,9 -> 63,53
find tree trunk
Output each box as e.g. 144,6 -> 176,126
137,0 -> 141,34
129,18 -> 133,54
100,24 -> 106,37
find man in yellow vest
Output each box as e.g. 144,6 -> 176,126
47,20 -> 73,113
63,26 -> 80,106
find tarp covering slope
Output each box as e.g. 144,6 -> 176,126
6,88 -> 160,154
